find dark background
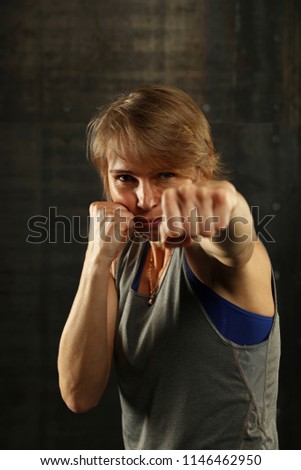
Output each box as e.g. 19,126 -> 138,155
0,0 -> 300,450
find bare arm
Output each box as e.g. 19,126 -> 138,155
160,180 -> 274,316
161,180 -> 255,267
197,186 -> 256,267
57,202 -> 133,413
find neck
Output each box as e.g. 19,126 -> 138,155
147,241 -> 173,306
149,241 -> 171,271
150,242 -> 172,273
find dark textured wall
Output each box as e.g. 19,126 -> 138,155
0,0 -> 300,450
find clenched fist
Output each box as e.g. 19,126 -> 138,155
87,201 -> 134,262
160,181 -> 238,247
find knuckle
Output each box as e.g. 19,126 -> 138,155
216,189 -> 227,203
196,187 -> 208,199
179,185 -> 195,200
89,201 -> 98,213
89,201 -> 105,215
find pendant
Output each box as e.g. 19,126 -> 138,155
148,293 -> 155,305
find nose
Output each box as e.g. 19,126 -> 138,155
136,180 -> 159,211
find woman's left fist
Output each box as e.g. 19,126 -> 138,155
160,181 -> 238,246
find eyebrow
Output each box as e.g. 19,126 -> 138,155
109,168 -> 176,176
109,169 -> 136,174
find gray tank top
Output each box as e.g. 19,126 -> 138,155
114,238 -> 280,450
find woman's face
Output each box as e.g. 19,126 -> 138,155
107,152 -> 198,237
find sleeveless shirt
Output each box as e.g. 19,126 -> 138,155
114,238 -> 280,450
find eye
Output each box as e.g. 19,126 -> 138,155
116,174 -> 136,183
159,172 -> 175,180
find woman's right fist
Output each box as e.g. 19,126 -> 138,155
87,201 -> 134,262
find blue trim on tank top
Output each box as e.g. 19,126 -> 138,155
131,242 -> 273,345
184,257 -> 273,345
132,241 -> 150,292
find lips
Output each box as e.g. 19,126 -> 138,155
133,216 -> 163,227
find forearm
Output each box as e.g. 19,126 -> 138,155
200,191 -> 256,267
58,254 -> 114,413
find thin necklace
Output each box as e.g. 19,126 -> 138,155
147,247 -> 173,305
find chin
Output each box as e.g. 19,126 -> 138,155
132,225 -> 161,242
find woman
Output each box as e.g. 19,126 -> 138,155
58,85 -> 280,450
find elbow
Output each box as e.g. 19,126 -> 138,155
65,396 -> 99,414
59,377 -> 108,414
60,389 -> 102,414
57,361 -> 111,414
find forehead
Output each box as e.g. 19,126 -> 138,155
107,149 -> 172,173
107,151 -> 135,169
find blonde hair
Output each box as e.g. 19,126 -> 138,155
87,85 -> 224,198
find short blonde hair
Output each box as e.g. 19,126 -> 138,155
87,85 -> 224,198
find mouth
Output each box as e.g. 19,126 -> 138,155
133,216 -> 163,228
